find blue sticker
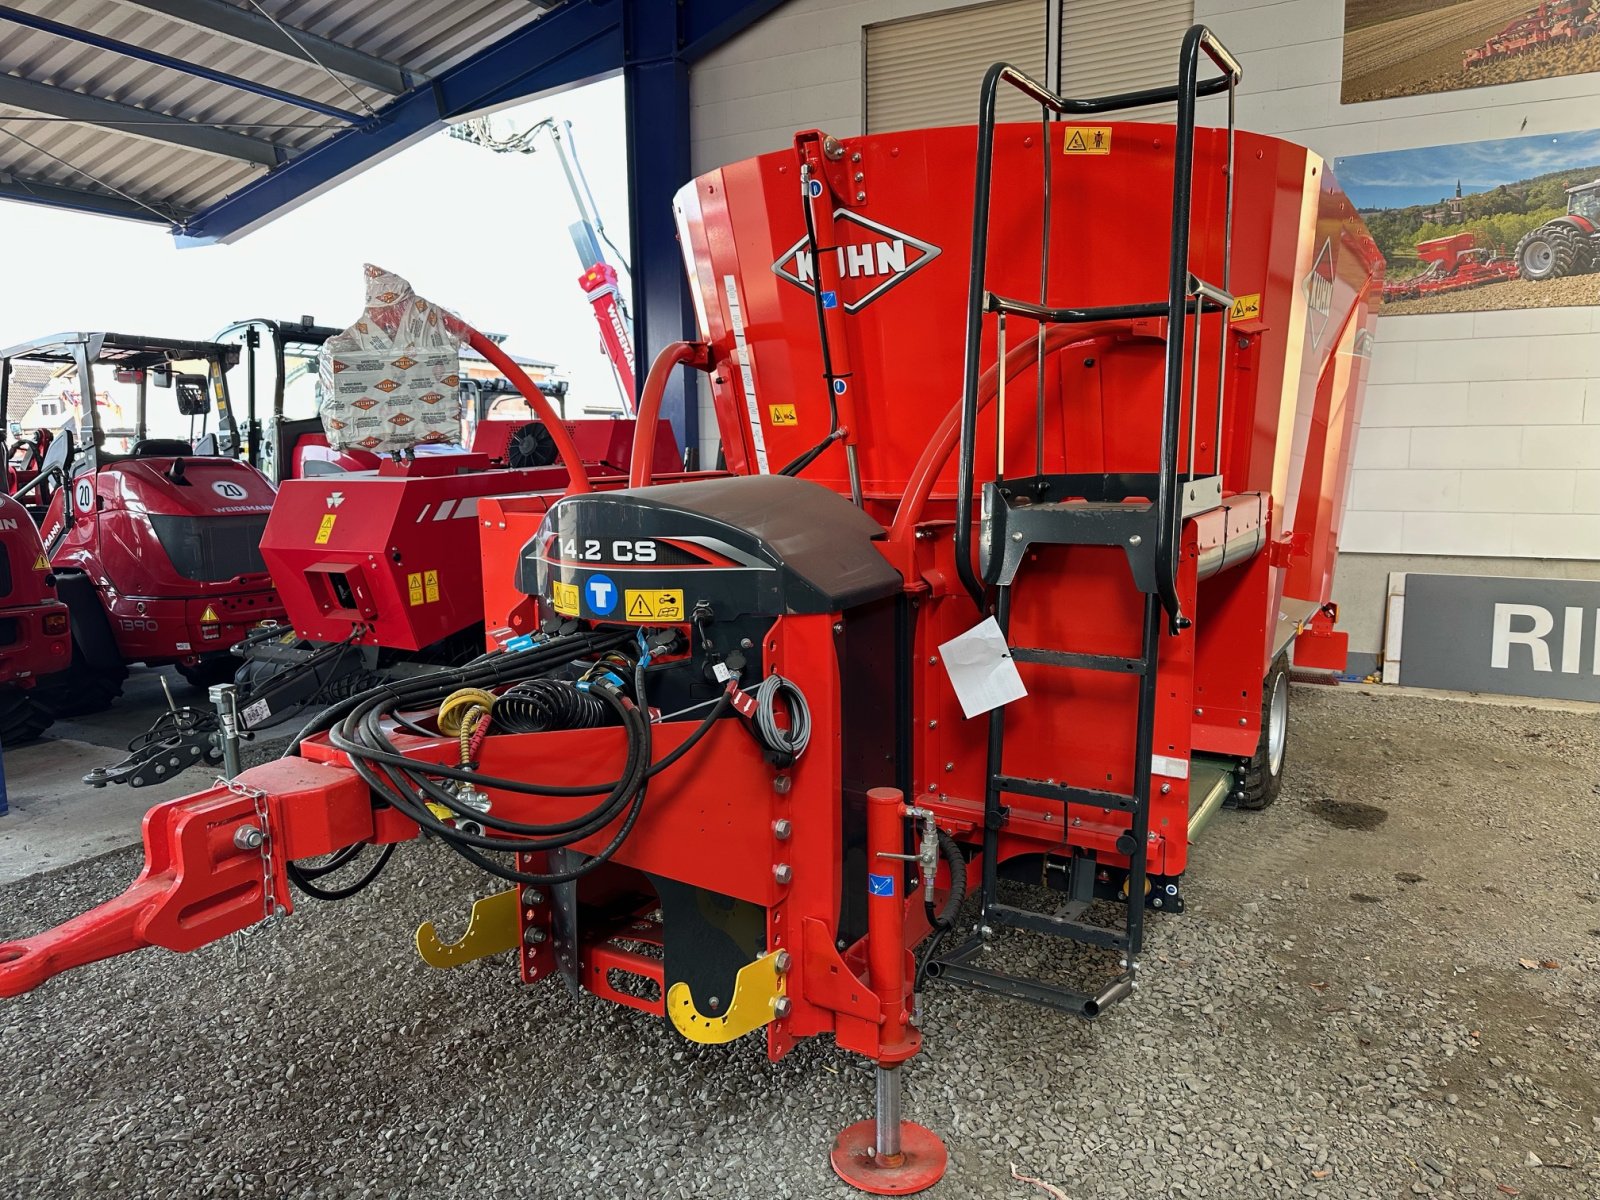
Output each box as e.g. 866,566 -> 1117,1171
585,573 -> 618,616
821,290 -> 839,310
831,378 -> 848,395
807,178 -> 823,198
868,872 -> 895,897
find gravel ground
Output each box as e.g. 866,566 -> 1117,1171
2,685 -> 1598,1199
1379,276 -> 1600,317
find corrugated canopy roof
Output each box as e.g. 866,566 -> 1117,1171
0,0 -> 564,234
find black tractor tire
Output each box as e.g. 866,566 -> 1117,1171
1515,225 -> 1581,281
31,649 -> 125,718
0,685 -> 53,745
1230,653 -> 1290,811
177,654 -> 244,690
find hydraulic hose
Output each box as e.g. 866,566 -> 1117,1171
464,325 -> 592,493
914,828 -> 969,991
630,341 -> 708,488
317,629 -> 732,887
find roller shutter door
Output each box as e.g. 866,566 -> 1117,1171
864,0 -> 1048,135
1060,0 -> 1195,122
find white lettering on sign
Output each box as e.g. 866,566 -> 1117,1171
1490,603 -> 1600,674
772,211 -> 940,313
0,518 -> 15,531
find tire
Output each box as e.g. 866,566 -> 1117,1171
1515,225 -> 1579,281
1231,653 -> 1290,811
0,685 -> 53,745
177,654 -> 243,690
31,649 -> 125,718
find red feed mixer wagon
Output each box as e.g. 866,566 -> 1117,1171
0,28 -> 1379,1194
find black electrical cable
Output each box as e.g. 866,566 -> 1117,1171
914,828 -> 969,990
324,635 -> 732,888
287,844 -> 395,902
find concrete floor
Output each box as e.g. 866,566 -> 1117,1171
1,684 -> 1597,1199
0,667 -> 290,884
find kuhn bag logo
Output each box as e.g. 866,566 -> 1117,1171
771,211 -> 940,312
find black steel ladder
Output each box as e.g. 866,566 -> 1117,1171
930,26 -> 1243,1019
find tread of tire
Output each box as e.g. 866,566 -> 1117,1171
0,686 -> 53,744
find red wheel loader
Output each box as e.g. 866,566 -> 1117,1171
0,492 -> 71,744
85,318 -> 676,788
2,333 -> 286,717
0,28 -> 1381,1195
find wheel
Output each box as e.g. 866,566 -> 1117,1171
177,654 -> 243,690
0,685 -> 53,745
1231,653 -> 1289,811
1515,225 -> 1580,281
31,649 -> 124,717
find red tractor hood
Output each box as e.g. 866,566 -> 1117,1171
99,456 -> 274,519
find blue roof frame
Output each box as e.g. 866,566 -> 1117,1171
175,0 -> 787,246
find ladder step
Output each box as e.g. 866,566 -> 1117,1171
992,774 -> 1139,814
932,937 -> 1134,1018
1011,647 -> 1147,675
987,903 -> 1129,949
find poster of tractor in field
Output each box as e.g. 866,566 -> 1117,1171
1343,0 -> 1600,104
1335,129 -> 1600,315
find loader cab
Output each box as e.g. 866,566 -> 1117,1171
215,317 -> 378,486
0,332 -> 285,695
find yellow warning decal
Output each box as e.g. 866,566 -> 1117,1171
1063,126 -> 1112,155
200,605 -> 220,623
551,579 -> 580,616
625,588 -> 685,622
424,569 -> 440,604
1230,292 -> 1262,321
33,553 -> 49,571
768,404 -> 798,427
315,514 -> 337,544
407,572 -> 424,606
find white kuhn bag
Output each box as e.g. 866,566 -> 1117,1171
317,264 -> 466,454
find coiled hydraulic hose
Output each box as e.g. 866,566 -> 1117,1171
493,678 -> 613,733
307,629 -> 733,890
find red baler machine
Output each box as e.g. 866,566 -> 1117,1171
0,30 -> 1379,1195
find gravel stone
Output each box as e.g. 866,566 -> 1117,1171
1,685 -> 1598,1198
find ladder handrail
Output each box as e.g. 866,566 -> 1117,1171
953,26 -> 1243,626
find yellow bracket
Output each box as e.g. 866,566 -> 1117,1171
415,888 -> 519,969
667,951 -> 785,1044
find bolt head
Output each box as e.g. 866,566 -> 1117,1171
773,818 -> 793,840
1011,531 -> 1023,542
524,927 -> 547,945
855,191 -> 866,202
773,996 -> 793,1018
773,863 -> 793,885
773,775 -> 792,795
774,950 -> 792,973
233,826 -> 264,851
1128,534 -> 1142,545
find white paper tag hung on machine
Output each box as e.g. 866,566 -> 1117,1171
938,617 -> 1028,719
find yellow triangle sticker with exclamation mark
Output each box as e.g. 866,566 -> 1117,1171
201,605 -> 219,623
33,553 -> 49,571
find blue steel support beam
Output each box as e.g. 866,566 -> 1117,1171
623,0 -> 696,455
176,2 -> 624,244
0,4 -> 364,123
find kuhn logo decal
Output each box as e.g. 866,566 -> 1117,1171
771,211 -> 940,312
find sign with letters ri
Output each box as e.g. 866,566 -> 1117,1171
1399,574 -> 1600,702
